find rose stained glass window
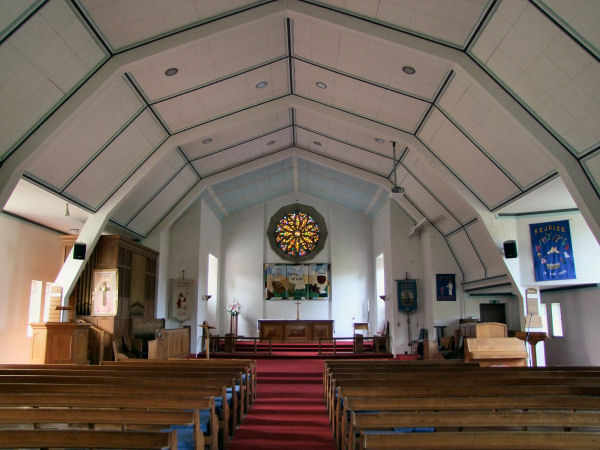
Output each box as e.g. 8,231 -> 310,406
274,211 -> 320,257
267,204 -> 327,262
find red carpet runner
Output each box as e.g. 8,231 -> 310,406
228,359 -> 336,449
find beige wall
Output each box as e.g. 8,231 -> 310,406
0,215 -> 63,363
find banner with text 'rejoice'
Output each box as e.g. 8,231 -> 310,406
529,220 -> 576,281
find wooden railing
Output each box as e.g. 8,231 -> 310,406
318,336 -> 389,354
209,336 -> 273,354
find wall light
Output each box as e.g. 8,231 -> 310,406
202,295 -> 212,301
379,294 -> 388,301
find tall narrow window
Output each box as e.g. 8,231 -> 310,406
375,253 -> 385,298
551,302 -> 564,337
207,254 -> 218,300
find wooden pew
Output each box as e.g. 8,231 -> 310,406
359,431 -> 600,449
0,391 -> 217,450
0,383 -> 228,447
0,367 -> 244,427
350,411 -> 600,450
340,395 -> 600,450
0,429 -> 177,449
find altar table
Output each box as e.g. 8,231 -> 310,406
258,320 -> 333,342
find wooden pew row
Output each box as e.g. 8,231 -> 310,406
0,367 -> 245,427
0,393 -> 215,450
0,375 -> 227,449
333,376 -> 600,446
350,411 -> 600,450
0,383 -> 228,447
341,395 -> 600,450
0,429 -> 177,449
102,358 -> 257,406
360,431 -> 600,449
326,368 -> 600,420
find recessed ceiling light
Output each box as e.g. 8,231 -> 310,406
402,65 -> 416,75
165,67 -> 178,76
266,140 -> 276,146
375,138 -> 385,144
256,81 -> 268,89
315,81 -> 327,89
313,140 -> 322,146
202,138 -> 212,144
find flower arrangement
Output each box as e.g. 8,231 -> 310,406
226,299 -> 241,316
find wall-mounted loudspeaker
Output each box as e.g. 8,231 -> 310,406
503,240 -> 517,259
73,243 -> 86,260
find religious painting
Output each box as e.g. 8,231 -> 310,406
436,274 -> 456,301
265,264 -> 289,299
92,269 -> 118,316
308,263 -> 330,299
529,220 -> 576,281
264,263 -> 330,300
397,279 -> 418,313
169,278 -> 194,322
287,265 -> 308,299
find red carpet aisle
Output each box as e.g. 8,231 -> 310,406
228,359 -> 336,450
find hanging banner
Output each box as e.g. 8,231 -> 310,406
529,220 -> 576,281
397,279 -> 417,313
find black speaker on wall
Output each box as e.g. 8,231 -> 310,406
503,240 -> 518,258
73,243 -> 86,260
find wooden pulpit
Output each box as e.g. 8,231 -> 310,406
465,337 -> 528,367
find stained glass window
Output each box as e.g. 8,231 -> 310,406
267,203 -> 328,262
274,211 -> 320,257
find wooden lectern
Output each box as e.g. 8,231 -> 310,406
515,331 -> 549,367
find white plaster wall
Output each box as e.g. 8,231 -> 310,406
221,192 -> 372,338
167,202 -> 201,350
371,201 -> 391,336
0,215 -> 63,363
541,286 -> 600,366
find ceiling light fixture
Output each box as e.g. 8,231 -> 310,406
65,203 -> 70,217
202,138 -> 212,144
375,138 -> 385,144
390,141 -> 405,194
313,140 -> 322,146
256,81 -> 268,88
266,140 -> 276,146
315,81 -> 327,89
165,67 -> 178,76
402,65 -> 416,75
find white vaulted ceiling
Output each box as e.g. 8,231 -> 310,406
1,0 -> 599,285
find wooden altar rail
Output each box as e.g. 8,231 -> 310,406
209,336 -> 273,354
317,336 -> 387,354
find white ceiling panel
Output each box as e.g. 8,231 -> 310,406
294,59 -> 429,132
400,175 -> 461,234
0,0 -> 106,159
78,0 -> 263,51
419,109 -> 520,209
0,0 -> 37,38
539,0 -> 600,57
128,165 -> 199,236
129,15 -> 286,102
64,110 -> 167,209
296,127 -> 391,176
111,149 -> 187,225
192,127 -> 292,177
294,107 -> 405,158
440,70 -> 556,189
183,108 -> 291,160
465,220 -> 506,278
292,15 -> 451,100
318,0 -> 492,47
154,58 -> 289,132
27,75 -> 144,189
471,0 -> 600,154
402,149 -> 476,224
447,229 -> 486,281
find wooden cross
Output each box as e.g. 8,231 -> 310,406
295,300 -> 301,320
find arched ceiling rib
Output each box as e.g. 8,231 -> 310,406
1,0 -> 599,283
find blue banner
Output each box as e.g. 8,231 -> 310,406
529,220 -> 576,281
